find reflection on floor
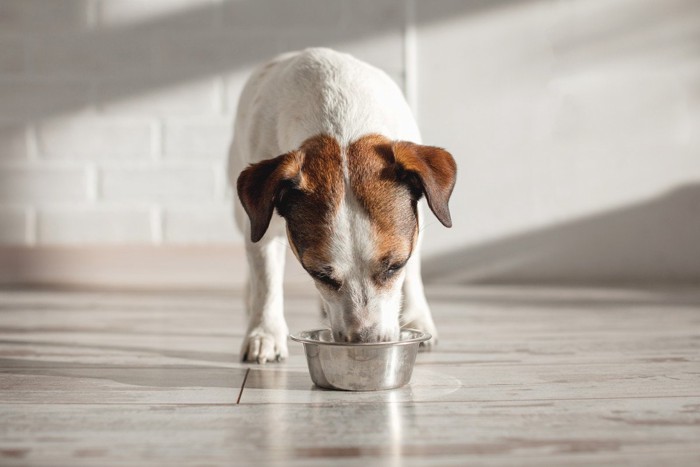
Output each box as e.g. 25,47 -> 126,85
1,286 -> 699,465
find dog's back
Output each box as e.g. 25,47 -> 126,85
228,48 -> 420,177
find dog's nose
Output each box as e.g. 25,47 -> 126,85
334,325 -> 386,343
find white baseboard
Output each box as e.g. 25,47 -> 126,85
0,245 -> 311,291
2,245 -> 696,291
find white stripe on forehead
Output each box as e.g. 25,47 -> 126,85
327,189 -> 384,322
329,187 -> 375,277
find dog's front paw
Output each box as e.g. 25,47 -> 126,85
403,314 -> 439,350
241,324 -> 289,364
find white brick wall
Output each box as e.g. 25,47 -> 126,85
0,167 -> 88,204
0,37 -> 24,74
163,207 -> 240,243
100,166 -> 218,203
0,0 -> 698,283
96,79 -> 221,116
0,0 -> 407,248
97,0 -> 217,30
0,0 -> 89,33
28,34 -> 154,79
0,80 -> 91,119
0,207 -> 26,244
37,117 -> 154,161
220,0 -> 345,33
38,207 -> 152,244
163,117 -> 231,160
0,122 -> 28,162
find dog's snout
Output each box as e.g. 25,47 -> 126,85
333,324 -> 395,343
350,326 -> 378,343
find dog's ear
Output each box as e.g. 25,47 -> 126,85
392,141 -> 457,227
237,151 -> 303,242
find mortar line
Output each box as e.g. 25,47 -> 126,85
404,0 -> 418,115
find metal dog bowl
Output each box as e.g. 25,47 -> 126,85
289,328 -> 431,391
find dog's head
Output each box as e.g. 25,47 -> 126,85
237,134 -> 456,342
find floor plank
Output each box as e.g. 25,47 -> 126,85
0,367 -> 247,405
0,286 -> 699,465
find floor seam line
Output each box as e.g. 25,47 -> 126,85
236,368 -> 250,405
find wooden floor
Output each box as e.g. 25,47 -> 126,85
0,285 -> 699,466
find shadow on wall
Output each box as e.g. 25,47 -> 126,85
2,0 -> 529,122
423,184 -> 700,285
15,0 -> 695,122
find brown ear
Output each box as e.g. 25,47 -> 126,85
236,151 -> 303,242
392,141 -> 457,227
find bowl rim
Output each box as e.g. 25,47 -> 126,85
289,328 -> 431,347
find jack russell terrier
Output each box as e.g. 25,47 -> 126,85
229,48 -> 457,363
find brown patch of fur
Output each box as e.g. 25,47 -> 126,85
237,150 -> 304,242
347,135 -> 418,287
277,135 -> 344,270
392,141 -> 457,227
238,135 -> 343,252
238,133 -> 456,289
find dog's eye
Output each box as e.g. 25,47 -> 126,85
377,260 -> 407,283
308,269 -> 342,291
388,259 -> 408,273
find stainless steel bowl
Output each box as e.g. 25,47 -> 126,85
289,328 -> 431,391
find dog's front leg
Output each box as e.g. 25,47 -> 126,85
241,233 -> 289,363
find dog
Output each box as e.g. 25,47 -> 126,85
229,48 -> 457,363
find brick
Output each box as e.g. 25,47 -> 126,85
279,34 -> 404,82
339,0 -> 404,33
222,0 -> 343,33
155,33 -> 228,75
0,167 -> 87,204
340,36 -> 404,78
37,207 -> 152,244
0,37 -> 26,74
28,34 -> 153,79
0,0 -> 89,34
37,116 -> 153,161
97,78 -> 219,116
0,207 -> 27,244
160,33 -> 279,115
156,32 -> 279,78
224,70 -> 247,115
214,164 -> 230,201
0,122 -> 29,162
163,207 -> 241,243
100,166 -> 217,203
0,80 -> 90,120
163,117 -> 231,160
97,0 -> 216,30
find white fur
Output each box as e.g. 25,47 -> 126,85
320,190 -> 403,343
228,48 -> 437,363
